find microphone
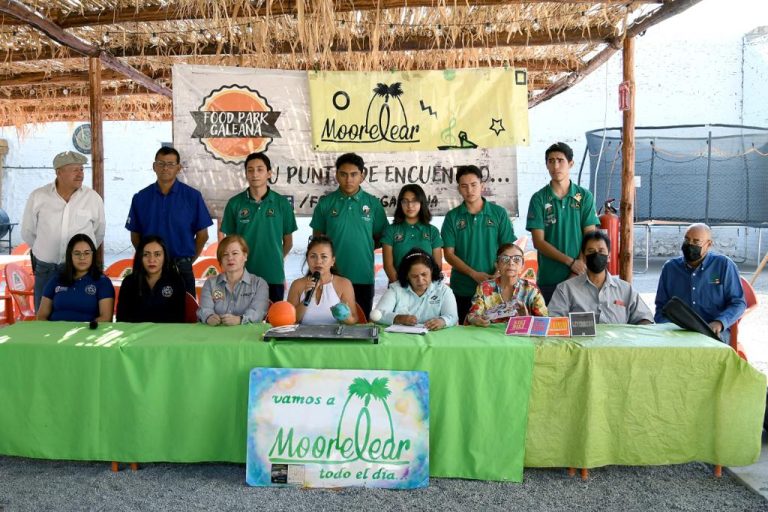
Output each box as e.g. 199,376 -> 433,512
89,320 -> 98,330
302,271 -> 321,306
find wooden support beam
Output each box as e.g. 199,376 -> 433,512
619,37 -> 635,282
88,57 -> 104,199
0,1 -> 664,29
529,0 -> 704,108
0,84 -> 156,99
0,59 -> 571,89
0,67 -> 168,87
0,25 -> 615,63
0,0 -> 172,97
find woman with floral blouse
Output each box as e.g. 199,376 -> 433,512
466,243 -> 548,326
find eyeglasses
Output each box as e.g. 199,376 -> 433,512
72,250 -> 93,259
497,255 -> 523,265
153,161 -> 179,168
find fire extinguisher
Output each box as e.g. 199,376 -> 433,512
598,199 -> 619,275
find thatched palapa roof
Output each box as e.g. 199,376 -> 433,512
0,0 -> 701,127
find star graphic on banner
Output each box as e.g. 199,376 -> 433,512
489,118 -> 505,136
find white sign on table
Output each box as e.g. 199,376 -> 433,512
246,368 -> 429,488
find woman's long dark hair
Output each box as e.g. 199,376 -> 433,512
59,234 -> 102,286
132,235 -> 178,296
393,184 -> 432,225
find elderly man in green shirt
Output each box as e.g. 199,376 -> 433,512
310,153 -> 388,318
442,165 -> 516,324
526,142 -> 599,303
221,152 -> 297,303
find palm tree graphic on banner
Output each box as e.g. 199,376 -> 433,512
336,377 -> 396,449
365,83 -> 409,129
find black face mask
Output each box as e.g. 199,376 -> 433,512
585,253 -> 609,273
681,242 -> 703,263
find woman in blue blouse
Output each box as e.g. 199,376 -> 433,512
373,248 -> 457,330
37,234 -> 115,322
116,235 -> 186,323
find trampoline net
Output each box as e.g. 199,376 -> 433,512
585,124 -> 768,225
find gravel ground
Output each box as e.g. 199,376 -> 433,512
1,457 -> 767,512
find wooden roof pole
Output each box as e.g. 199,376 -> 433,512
88,57 -> 104,199
0,0 -> 665,29
619,36 -> 635,282
0,0 -> 171,98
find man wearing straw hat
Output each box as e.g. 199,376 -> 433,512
21,150 -> 105,311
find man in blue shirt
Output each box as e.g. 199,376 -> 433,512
125,147 -> 213,295
654,223 -> 746,343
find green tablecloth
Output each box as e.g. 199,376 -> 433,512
525,323 -> 766,468
0,322 -> 764,480
0,321 -> 535,481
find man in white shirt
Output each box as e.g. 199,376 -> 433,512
21,151 -> 105,310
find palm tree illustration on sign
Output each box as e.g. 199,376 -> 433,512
365,83 -> 409,130
336,377 -> 396,448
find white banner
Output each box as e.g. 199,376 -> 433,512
172,64 -> 518,218
246,368 -> 429,488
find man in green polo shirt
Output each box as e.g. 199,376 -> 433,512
526,142 -> 599,303
221,152 -> 297,303
310,153 -> 388,318
442,165 -> 516,324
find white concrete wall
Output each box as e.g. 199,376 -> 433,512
0,122 -> 174,256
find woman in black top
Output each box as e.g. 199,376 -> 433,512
116,235 -> 186,323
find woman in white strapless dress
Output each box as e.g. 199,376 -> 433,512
287,235 -> 358,325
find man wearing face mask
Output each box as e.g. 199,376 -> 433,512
654,223 -> 745,342
548,231 -> 653,324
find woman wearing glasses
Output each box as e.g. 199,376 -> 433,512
466,243 -> 547,327
116,235 -> 186,323
37,234 -> 115,322
381,184 -> 443,284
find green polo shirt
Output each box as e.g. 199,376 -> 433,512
221,188 -> 297,284
441,199 -> 516,297
381,222 -> 443,270
310,188 -> 388,284
525,181 -> 599,287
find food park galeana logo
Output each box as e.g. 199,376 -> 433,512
191,85 -> 281,164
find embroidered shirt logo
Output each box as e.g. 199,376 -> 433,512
85,284 -> 97,296
161,286 -> 174,298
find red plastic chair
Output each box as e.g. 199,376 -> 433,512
355,303 -> 367,324
729,277 -> 759,361
4,262 -> 35,321
522,250 -> 538,284
11,243 -> 30,256
0,286 -> 14,326
104,258 -> 134,279
184,292 -> 199,323
192,258 -> 222,279
202,242 -> 219,257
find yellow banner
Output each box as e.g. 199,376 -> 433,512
308,68 -> 529,152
